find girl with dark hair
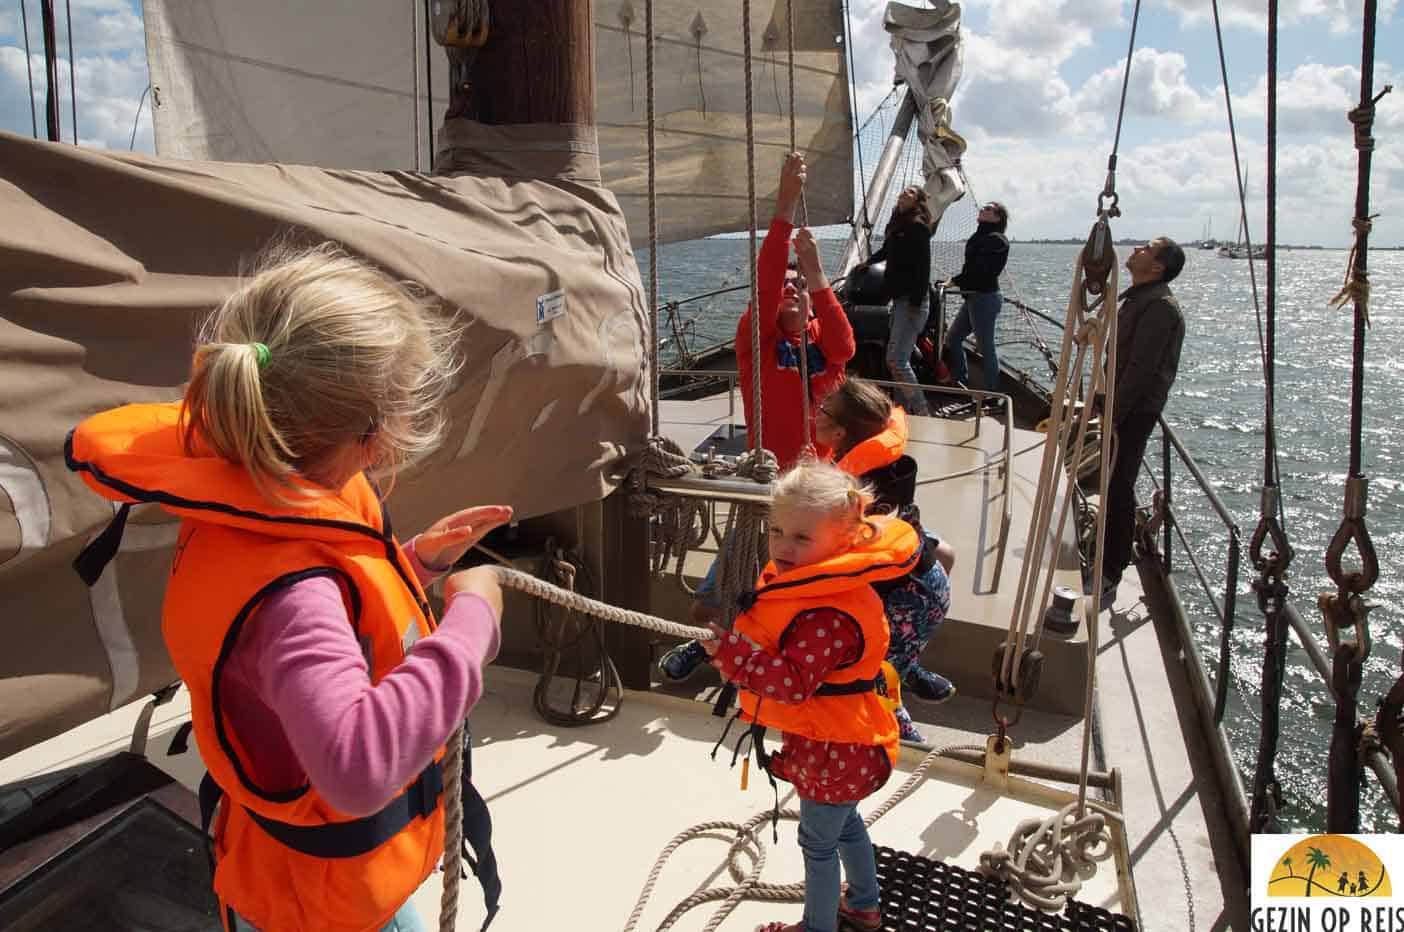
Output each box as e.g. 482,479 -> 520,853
816,379 -> 958,744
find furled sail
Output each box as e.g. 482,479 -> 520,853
883,1 -> 966,224
141,0 -> 856,246
0,126 -> 649,760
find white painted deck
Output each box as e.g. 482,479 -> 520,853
0,393 -> 1250,930
1,668 -> 1134,931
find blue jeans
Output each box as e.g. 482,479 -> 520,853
233,901 -> 426,932
798,798 -> 880,932
945,291 -> 1002,391
885,295 -> 930,415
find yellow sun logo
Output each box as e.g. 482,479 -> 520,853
1268,835 -> 1391,898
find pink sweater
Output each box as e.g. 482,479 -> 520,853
219,540 -> 499,817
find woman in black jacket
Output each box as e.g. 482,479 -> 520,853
857,186 -> 935,415
944,201 -> 1010,394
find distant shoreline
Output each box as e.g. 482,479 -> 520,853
1004,239 -> 1402,251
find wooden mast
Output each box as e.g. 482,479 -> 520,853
462,1 -> 595,125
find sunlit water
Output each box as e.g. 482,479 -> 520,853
640,237 -> 1404,832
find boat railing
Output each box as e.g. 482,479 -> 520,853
1139,416 -> 1401,847
656,367 -> 1014,588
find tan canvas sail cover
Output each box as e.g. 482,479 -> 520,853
0,126 -> 650,760
142,0 -> 855,246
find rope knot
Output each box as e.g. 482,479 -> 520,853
735,448 -> 780,484
1347,85 -> 1393,152
1328,218 -> 1378,323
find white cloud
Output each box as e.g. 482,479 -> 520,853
952,126 -> 1401,245
1232,61 -> 1403,136
0,45 -> 151,149
982,0 -> 1122,61
1151,0 -> 1399,33
952,32 -> 1091,137
1074,48 -> 1220,124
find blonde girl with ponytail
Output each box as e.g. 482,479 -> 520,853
69,244 -> 510,931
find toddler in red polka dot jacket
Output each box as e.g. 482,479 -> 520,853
702,462 -> 922,932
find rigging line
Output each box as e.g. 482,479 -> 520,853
1266,0 -> 1278,487
1108,0 -> 1142,158
38,0 -> 59,142
422,0 -> 434,171
1210,0 -> 1283,512
128,84 -> 150,150
1342,0 -> 1383,478
785,0 -> 810,449
63,0 -> 74,143
19,0 -> 37,137
842,0 -> 870,248
647,0 -> 660,436
411,0 -> 421,171
743,0 -> 762,453
785,0 -> 807,229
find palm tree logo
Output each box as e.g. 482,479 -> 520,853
1266,835 -> 1390,898
1303,847 -> 1331,897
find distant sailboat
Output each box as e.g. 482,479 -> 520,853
1198,217 -> 1217,249
1218,171 -> 1267,258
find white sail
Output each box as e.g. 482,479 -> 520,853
141,0 -> 856,246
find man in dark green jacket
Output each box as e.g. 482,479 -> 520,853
1099,237 -> 1186,606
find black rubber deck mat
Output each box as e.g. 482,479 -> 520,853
873,845 -> 1137,931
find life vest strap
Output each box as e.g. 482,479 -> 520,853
209,761 -> 444,860
814,674 -> 882,696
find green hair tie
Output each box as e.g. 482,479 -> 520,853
250,342 -> 271,370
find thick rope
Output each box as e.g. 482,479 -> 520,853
785,0 -> 809,229
1000,256 -> 1116,697
785,1 -> 813,452
624,742 -> 985,931
495,566 -> 716,641
439,724 -> 465,932
979,798 -> 1122,912
715,449 -> 778,628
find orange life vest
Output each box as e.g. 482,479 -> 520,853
68,402 -> 445,932
834,407 -> 908,478
732,516 -> 920,765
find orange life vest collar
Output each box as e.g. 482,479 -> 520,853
740,515 -> 920,610
834,407 -> 908,478
67,401 -> 391,542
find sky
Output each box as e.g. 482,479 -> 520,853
0,0 -> 1399,246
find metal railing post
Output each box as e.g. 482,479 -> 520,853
1162,427 -> 1173,573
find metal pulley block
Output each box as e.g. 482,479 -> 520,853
991,642 -> 1045,704
430,0 -> 490,48
1079,216 -> 1116,297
